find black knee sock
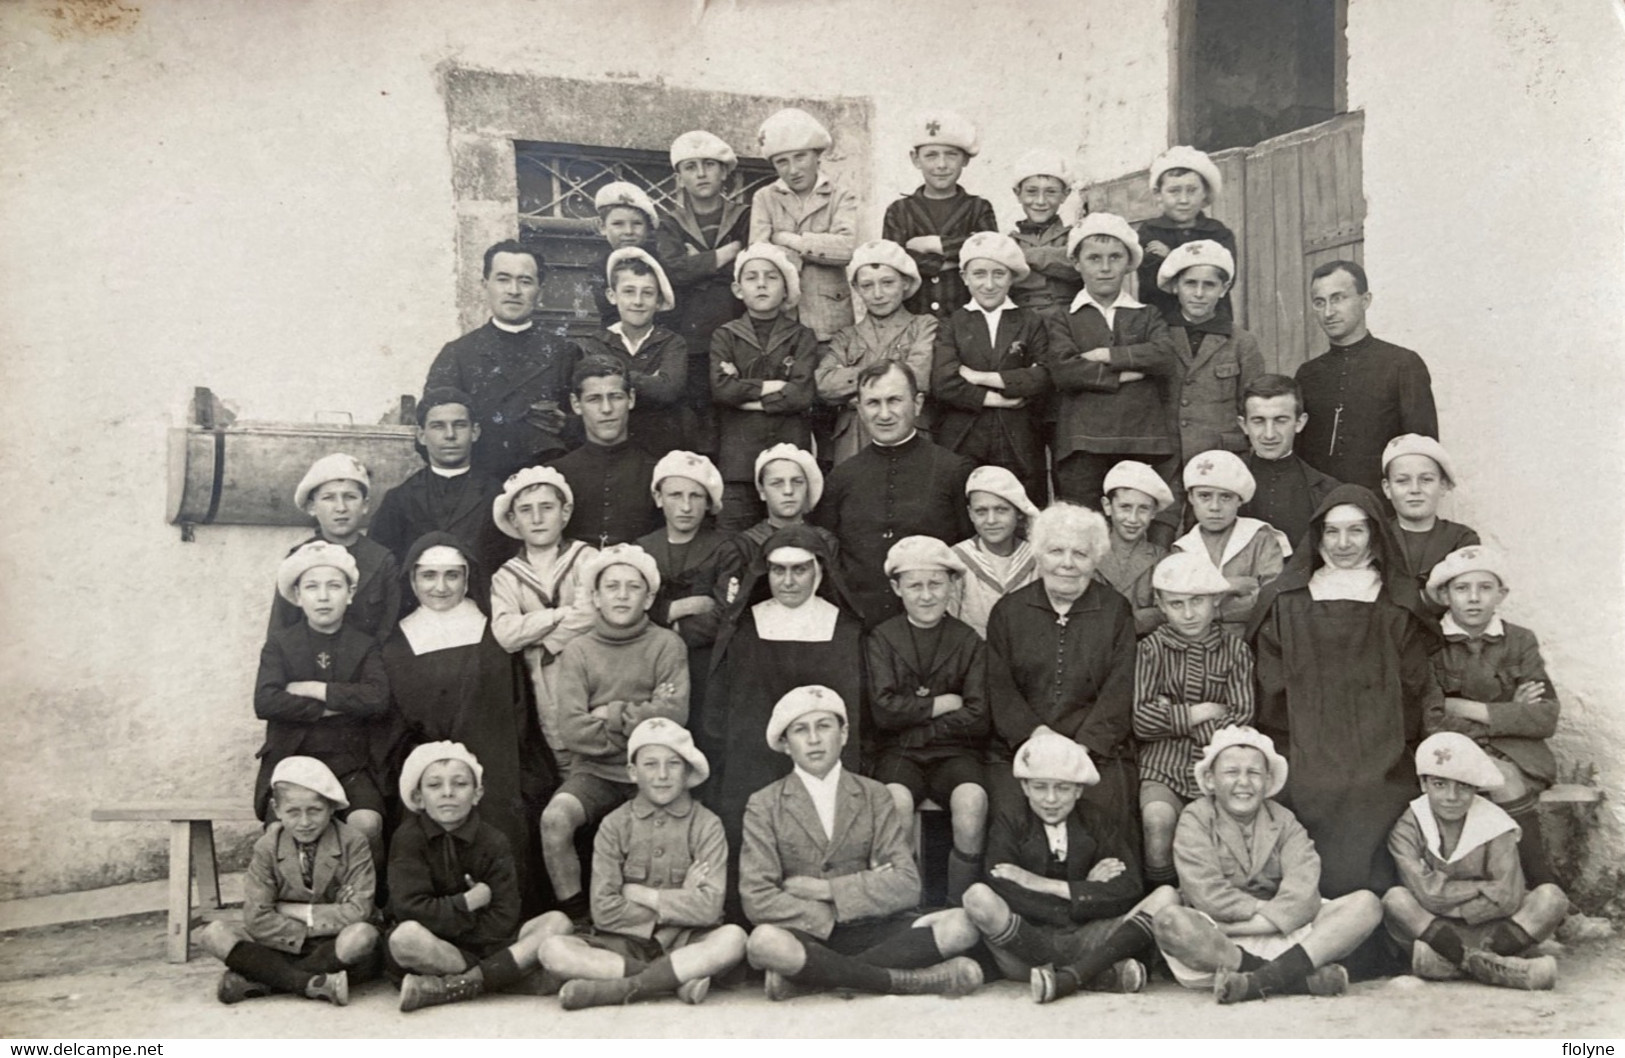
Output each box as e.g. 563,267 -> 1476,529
1246,943 -> 1313,998
854,924 -> 945,970
629,954 -> 682,994
1485,919 -> 1537,958
795,940 -> 893,994
1421,919 -> 1467,965
1236,949 -> 1267,972
1144,862 -> 1178,888
986,912 -> 1060,969
476,949 -> 524,991
1058,911 -> 1156,993
1503,796 -> 1555,888
225,941 -> 315,995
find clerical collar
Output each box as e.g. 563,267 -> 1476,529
429,464 -> 471,479
490,317 -> 533,334
1252,449 -> 1296,464
1328,332 -> 1372,351
873,430 -> 919,448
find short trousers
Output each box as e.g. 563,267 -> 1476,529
577,929 -> 668,974
1163,908 -> 1318,989
336,768 -> 387,817
1383,912 -> 1510,953
555,773 -> 637,826
1139,780 -> 1192,813
872,751 -> 986,806
792,913 -> 923,961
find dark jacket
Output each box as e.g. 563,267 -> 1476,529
1135,213 -> 1238,322
984,796 -> 1144,927
1294,334 -> 1438,494
883,187 -> 999,318
866,613 -> 990,754
267,534 -> 401,643
548,440 -> 661,548
424,322 -> 578,478
709,314 -> 819,482
1167,322 -> 1266,461
572,328 -> 689,458
387,809 -> 521,956
367,466 -> 511,583
931,305 -> 1064,477
656,194 -> 751,348
1044,298 -> 1178,458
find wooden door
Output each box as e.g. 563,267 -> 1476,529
1080,110 -> 1364,374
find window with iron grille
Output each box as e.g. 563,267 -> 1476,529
515,141 -> 776,338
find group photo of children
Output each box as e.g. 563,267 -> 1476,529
232,102 -> 1576,1022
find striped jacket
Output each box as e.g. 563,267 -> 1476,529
1132,624 -> 1255,797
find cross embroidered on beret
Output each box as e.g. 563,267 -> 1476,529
1433,747 -> 1453,766
1195,457 -> 1215,474
926,120 -> 941,136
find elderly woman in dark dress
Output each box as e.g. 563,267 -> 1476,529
381,532 -> 553,906
1247,484 -> 1442,899
984,502 -> 1140,836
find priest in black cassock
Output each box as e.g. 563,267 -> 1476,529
813,361 -> 974,629
423,240 -> 577,480
546,357 -> 660,548
1294,261 -> 1437,494
1237,373 -> 1342,547
369,387 -> 513,586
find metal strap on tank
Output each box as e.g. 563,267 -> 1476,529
202,428 -> 227,525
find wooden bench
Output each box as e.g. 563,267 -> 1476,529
92,801 -> 258,963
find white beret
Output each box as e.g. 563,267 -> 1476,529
884,535 -> 968,578
295,453 -> 370,507
582,542 -> 661,597
627,717 -> 710,788
1012,729 -> 1100,786
1010,148 -> 1073,192
1156,239 -> 1236,290
493,466 -> 573,539
276,541 -> 359,604
651,450 -> 724,512
911,109 -> 979,156
965,464 -> 1039,518
959,231 -> 1031,281
1152,551 -> 1234,596
757,108 -> 831,159
670,130 -> 738,173
754,443 -> 824,509
605,247 -> 675,312
1426,545 -> 1510,605
1415,732 -> 1504,790
766,685 -> 847,750
846,239 -> 923,298
1066,212 -> 1143,271
734,242 -> 802,310
594,181 -> 659,227
270,756 -> 349,809
1382,433 -> 1457,487
399,740 -> 484,811
1149,145 -> 1223,200
1194,726 -> 1288,799
1184,449 -> 1256,504
1103,459 -> 1175,512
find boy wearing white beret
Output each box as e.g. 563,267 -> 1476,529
1006,149 -> 1082,313
1153,726 -> 1381,1003
818,239 -> 938,465
542,543 -> 690,925
657,131 -> 751,451
254,542 -> 391,865
1382,433 -> 1480,613
538,718 -> 747,1009
883,110 -> 998,319
489,465 -> 599,774
1136,145 -> 1237,323
931,231 -> 1067,507
200,756 -> 376,1006
711,243 -> 821,531
868,535 -> 991,905
1045,213 -> 1180,512
741,686 -> 985,999
590,181 -> 661,328
948,464 -> 1040,639
570,248 -> 689,458
750,108 -> 858,347
268,453 -> 402,642
1381,732 -> 1568,990
392,742 -> 571,1011
1133,552 -> 1254,889
1172,449 -> 1288,636
961,730 -> 1179,1003
1097,459 -> 1174,636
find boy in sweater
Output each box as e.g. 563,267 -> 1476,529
540,544 -> 690,923
1006,149 -> 1081,314
539,718 -> 747,1008
882,110 -> 998,319
1382,733 -> 1568,990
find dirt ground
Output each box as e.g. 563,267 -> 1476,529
2,911 -> 1622,1040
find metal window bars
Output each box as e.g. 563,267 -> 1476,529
516,141 -> 775,231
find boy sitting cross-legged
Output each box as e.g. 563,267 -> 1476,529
742,686 -> 984,1000
962,730 -> 1180,1004
1152,726 -> 1383,1003
200,756 -> 377,1006
538,718 -> 747,1009
391,741 -> 572,1011
1381,732 -> 1569,990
